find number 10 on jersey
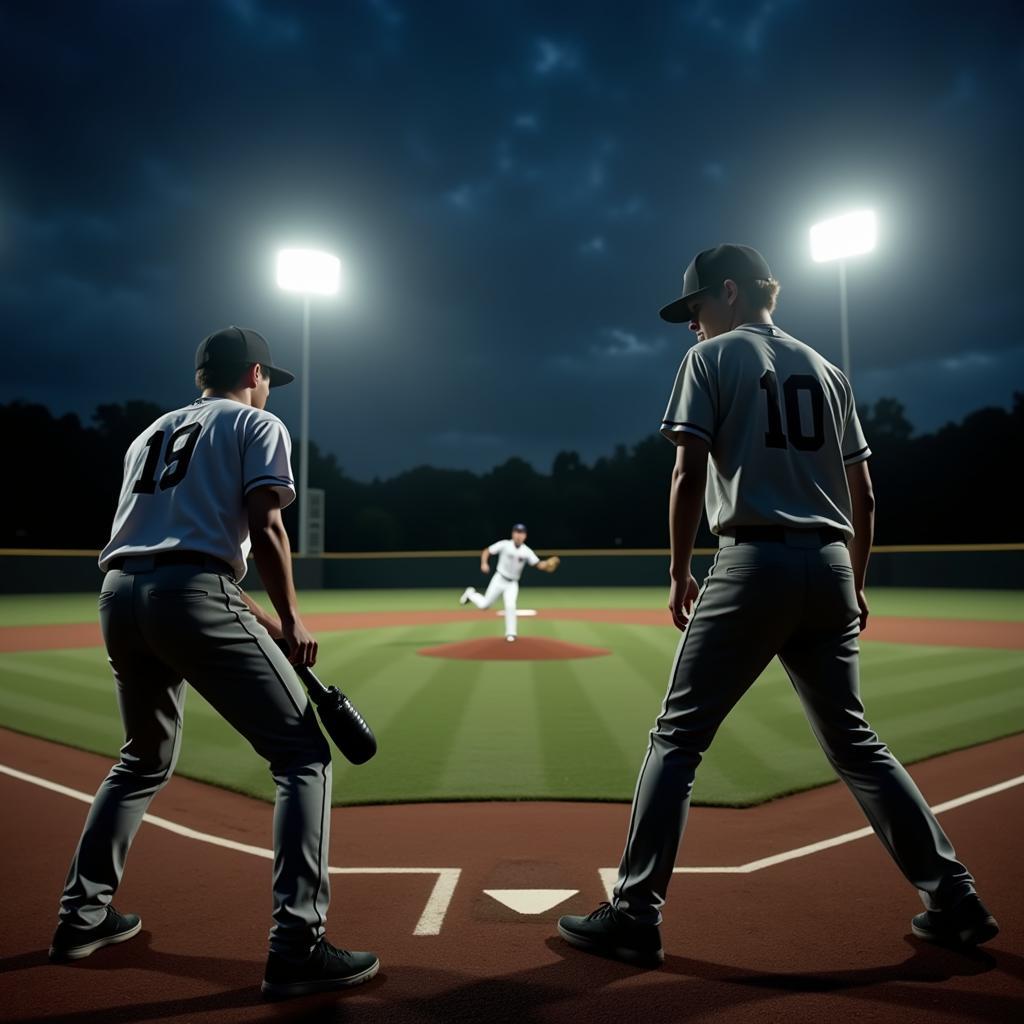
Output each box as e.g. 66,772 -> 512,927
759,371 -> 825,452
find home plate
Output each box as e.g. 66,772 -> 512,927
484,889 -> 579,915
496,609 -> 537,616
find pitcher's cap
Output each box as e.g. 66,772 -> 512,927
512,523 -> 528,532
195,326 -> 295,387
659,244 -> 773,323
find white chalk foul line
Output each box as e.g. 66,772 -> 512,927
327,866 -> 461,936
0,763 -> 460,937
600,773 -> 1024,900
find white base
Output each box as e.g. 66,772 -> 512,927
495,609 -> 537,617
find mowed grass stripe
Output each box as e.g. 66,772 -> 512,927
2,590 -> 1023,807
335,621 -> 487,804
437,656 -> 548,799
878,683 -> 1024,743
529,655 -> 634,798
6,585 -> 1021,628
701,711 -> 815,804
558,620 -> 678,701
861,648 -> 1024,702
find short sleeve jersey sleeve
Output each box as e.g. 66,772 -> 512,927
523,544 -> 540,567
661,347 -> 716,446
243,413 -> 296,506
840,383 -> 871,465
488,540 -> 507,556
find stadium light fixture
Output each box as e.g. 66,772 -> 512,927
276,248 -> 342,296
275,247 -> 343,555
809,210 -> 877,380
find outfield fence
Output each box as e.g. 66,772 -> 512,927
0,545 -> 1022,593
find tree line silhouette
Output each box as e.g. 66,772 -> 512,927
3,392 -> 1020,551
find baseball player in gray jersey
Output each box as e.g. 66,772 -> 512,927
48,326 -> 378,998
558,244 -> 998,965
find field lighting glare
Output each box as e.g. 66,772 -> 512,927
810,210 -> 877,263
809,209 -> 878,381
276,248 -> 342,296
275,245 -> 343,555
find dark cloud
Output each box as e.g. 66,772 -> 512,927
1,0 -> 1021,478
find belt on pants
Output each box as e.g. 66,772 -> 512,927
718,526 -> 846,547
497,572 -> 517,582
108,551 -> 236,579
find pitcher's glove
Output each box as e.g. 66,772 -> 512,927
539,555 -> 561,573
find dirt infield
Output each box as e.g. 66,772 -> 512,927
0,727 -> 1021,1024
2,610 -> 1022,653
418,636 -> 612,660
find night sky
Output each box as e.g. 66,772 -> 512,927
3,1 -> 1022,479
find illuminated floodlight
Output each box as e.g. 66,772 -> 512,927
809,210 -> 877,263
276,248 -> 342,296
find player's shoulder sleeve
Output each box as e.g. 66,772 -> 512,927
524,544 -> 540,566
838,373 -> 871,465
488,540 -> 506,556
242,409 -> 296,507
660,344 -> 717,446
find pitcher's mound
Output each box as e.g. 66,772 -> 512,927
418,637 -> 611,661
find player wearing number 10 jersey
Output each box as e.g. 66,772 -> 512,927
558,244 -> 996,966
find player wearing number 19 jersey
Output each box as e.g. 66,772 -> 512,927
100,392 -> 294,581
558,244 -> 997,966
51,326 -> 378,997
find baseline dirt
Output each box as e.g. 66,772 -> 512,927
2,610 -> 1022,653
418,636 -> 611,660
0,727 -> 1021,1024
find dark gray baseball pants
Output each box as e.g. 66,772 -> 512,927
613,532 -> 975,926
58,560 -> 332,957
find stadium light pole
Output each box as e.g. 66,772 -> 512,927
275,248 -> 342,555
810,210 -> 877,380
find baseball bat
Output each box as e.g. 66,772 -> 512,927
275,639 -> 378,765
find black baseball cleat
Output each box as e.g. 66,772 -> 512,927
558,902 -> 663,966
261,939 -> 380,999
911,893 -> 999,947
49,906 -> 142,962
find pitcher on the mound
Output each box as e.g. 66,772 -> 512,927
460,524 -> 558,641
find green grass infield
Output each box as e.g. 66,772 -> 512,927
1,586 -> 1021,807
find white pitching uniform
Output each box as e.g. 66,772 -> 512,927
466,540 -> 539,637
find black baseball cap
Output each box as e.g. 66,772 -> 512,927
659,244 -> 773,323
195,326 -> 295,388
512,523 -> 528,532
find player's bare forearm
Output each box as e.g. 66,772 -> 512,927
480,547 -> 490,574
845,461 -> 875,590
247,487 -> 317,665
239,590 -> 283,638
668,438 -> 709,581
249,518 -> 300,625
667,438 -> 708,631
845,460 -> 874,631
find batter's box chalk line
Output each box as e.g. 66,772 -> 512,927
0,764 -> 460,937
599,772 -> 1024,900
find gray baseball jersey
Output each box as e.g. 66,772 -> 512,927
607,322 -> 974,931
61,394 -> 331,958
661,324 -> 870,539
99,396 -> 295,580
